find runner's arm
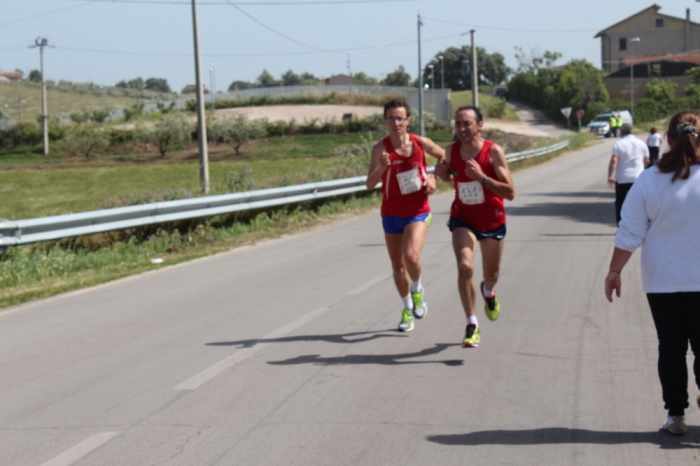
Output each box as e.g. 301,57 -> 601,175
418,136 -> 446,194
608,155 -> 618,187
366,142 -> 390,190
472,143 -> 514,200
433,143 -> 453,182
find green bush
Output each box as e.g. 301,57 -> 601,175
644,79 -> 677,103
108,128 -> 134,145
634,98 -> 666,123
484,97 -> 507,118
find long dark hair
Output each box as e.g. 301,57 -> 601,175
657,111 -> 700,182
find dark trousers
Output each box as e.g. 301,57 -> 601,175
648,146 -> 660,167
615,182 -> 633,225
647,292 -> 700,416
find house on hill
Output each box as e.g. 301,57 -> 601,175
595,4 -> 700,100
0,71 -> 23,82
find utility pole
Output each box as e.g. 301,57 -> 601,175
470,30 -> 479,108
417,14 -> 424,136
190,0 -> 209,194
630,37 -> 640,123
30,37 -> 51,155
346,53 -> 352,97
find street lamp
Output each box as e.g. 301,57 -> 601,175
438,55 -> 444,89
630,37 -> 640,123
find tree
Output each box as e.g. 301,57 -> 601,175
514,47 -> 562,74
209,115 -> 266,154
257,69 -> 278,87
145,77 -> 171,93
28,69 -> 41,83
281,70 -> 302,86
136,114 -> 191,157
423,46 -> 511,90
644,78 -> 677,102
381,65 -> 411,86
116,77 -> 145,90
61,124 -> 110,160
228,80 -> 255,91
353,72 -> 378,86
300,72 -> 319,85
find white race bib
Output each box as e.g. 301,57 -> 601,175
458,181 -> 485,205
397,167 -> 422,195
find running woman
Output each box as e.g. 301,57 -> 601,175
366,100 -> 445,332
435,106 -> 515,347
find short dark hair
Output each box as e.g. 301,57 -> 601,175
384,100 -> 410,118
650,127 -> 657,134
455,105 -> 483,123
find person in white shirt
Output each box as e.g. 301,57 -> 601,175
604,111 -> 700,437
607,124 -> 649,225
647,127 -> 662,167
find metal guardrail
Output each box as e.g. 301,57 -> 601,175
0,139 -> 569,249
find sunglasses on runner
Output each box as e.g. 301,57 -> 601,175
384,117 -> 407,123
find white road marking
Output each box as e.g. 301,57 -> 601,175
347,275 -> 389,295
40,432 -> 118,466
174,307 -> 328,390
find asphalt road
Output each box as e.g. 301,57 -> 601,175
2,138 -> 699,466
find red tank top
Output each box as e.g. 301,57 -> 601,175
450,139 -> 506,230
380,134 -> 430,217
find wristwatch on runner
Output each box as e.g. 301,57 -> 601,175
482,176 -> 489,185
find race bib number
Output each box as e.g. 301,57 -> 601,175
397,167 -> 422,195
458,181 -> 485,205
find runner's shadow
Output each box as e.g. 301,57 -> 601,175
529,191 -> 614,199
267,343 -> 463,366
206,330 -> 404,349
426,427 -> 700,450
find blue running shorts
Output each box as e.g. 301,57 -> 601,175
382,213 -> 432,234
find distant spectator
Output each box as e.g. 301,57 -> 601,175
607,123 -> 649,225
604,110 -> 700,436
647,127 -> 662,168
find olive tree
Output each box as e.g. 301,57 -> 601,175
209,115 -> 266,154
136,114 -> 191,157
61,124 -> 110,159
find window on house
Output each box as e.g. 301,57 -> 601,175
620,38 -> 627,51
656,19 -> 664,27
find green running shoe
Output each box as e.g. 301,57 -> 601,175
411,290 -> 428,319
462,324 -> 480,348
398,309 -> 415,332
481,281 -> 500,321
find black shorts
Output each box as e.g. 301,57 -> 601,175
448,217 -> 506,241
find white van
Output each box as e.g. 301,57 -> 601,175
587,110 -> 633,137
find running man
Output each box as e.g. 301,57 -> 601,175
435,106 -> 515,347
366,100 -> 445,332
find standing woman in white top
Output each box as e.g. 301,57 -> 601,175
647,127 -> 662,167
604,111 -> 700,436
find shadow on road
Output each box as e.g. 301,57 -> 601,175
508,200 -> 615,227
528,191 -> 614,199
426,427 -> 700,449
267,343 -> 463,367
206,330 -> 405,349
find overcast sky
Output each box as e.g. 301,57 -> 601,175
1,0 -> 696,92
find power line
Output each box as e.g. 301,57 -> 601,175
421,16 -> 598,33
0,2 -> 92,28
80,0 -> 428,5
224,0 -> 413,55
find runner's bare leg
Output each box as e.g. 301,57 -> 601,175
452,227 -> 479,318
